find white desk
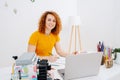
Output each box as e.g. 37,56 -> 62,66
1,58 -> 120,80
52,63 -> 120,80
51,58 -> 120,80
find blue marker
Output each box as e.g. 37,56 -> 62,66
101,42 -> 104,52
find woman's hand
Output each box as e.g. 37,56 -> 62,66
48,55 -> 59,62
72,51 -> 87,55
72,51 -> 79,55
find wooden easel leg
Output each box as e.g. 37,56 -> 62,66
75,26 -> 76,52
78,25 -> 82,51
68,25 -> 74,53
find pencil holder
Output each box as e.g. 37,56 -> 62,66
105,59 -> 113,68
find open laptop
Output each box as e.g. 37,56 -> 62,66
58,52 -> 103,80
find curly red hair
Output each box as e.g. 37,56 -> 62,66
38,11 -> 62,35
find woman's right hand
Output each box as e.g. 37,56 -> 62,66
48,55 -> 59,62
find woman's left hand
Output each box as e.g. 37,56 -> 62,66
72,51 -> 79,55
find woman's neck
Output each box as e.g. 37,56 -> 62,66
45,29 -> 51,35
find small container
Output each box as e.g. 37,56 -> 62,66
105,59 -> 113,68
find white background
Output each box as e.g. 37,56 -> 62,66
0,0 -> 120,67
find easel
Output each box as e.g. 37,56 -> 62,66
68,25 -> 82,53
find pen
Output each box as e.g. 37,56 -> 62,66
18,70 -> 21,80
51,64 -> 59,66
49,52 -> 53,56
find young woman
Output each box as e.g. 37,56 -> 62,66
28,11 -> 76,62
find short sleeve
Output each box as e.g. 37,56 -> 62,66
56,35 -> 60,42
28,31 -> 39,45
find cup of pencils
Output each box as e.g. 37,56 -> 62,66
105,59 -> 113,68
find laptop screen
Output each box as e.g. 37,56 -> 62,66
58,52 -> 102,80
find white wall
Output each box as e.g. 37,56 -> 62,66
0,0 -> 77,67
77,0 -> 120,51
114,0 -> 120,47
0,0 -> 120,67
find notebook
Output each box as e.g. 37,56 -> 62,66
16,52 -> 37,65
58,52 -> 103,80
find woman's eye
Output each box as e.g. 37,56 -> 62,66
53,20 -> 56,22
48,19 -> 51,21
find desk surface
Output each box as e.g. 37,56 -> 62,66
1,58 -> 120,80
51,58 -> 120,80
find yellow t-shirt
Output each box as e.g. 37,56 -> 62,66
28,31 -> 60,56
